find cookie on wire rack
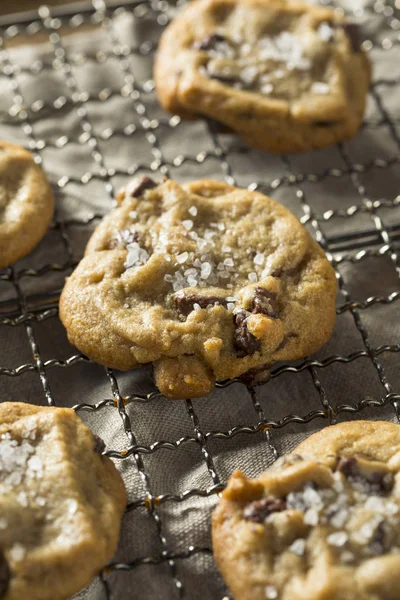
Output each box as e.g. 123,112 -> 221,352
0,402 -> 126,600
0,142 -> 54,270
60,176 -> 336,399
212,420 -> 400,600
154,0 -> 371,153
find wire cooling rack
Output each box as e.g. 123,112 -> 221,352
0,0 -> 399,598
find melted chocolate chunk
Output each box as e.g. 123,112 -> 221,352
342,22 -> 361,53
370,520 -> 388,556
128,176 -> 157,198
193,33 -> 227,51
336,455 -> 394,493
251,287 -> 279,318
240,364 -> 271,386
244,497 -> 286,523
93,434 -> 106,455
174,293 -> 227,316
233,310 -> 261,357
0,552 -> 10,598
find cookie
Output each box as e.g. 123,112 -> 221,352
154,0 -> 371,153
60,177 -> 336,399
212,420 -> 400,600
0,142 -> 54,270
0,402 -> 126,600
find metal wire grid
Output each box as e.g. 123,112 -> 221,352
0,0 -> 399,597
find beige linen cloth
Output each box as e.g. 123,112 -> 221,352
0,0 -> 399,598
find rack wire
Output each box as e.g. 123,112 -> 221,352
0,0 -> 399,598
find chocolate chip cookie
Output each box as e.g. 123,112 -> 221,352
154,0 -> 371,153
0,402 -> 126,600
0,142 -> 54,270
212,420 -> 400,600
60,177 -> 336,399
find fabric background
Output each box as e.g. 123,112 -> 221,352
0,0 -> 399,598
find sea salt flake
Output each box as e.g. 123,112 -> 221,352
327,531 -> 348,547
241,65 -> 258,85
311,82 -> 330,95
330,508 -> 349,529
193,303 -> 201,311
227,303 -> 236,311
222,245 -> 231,253
182,219 -> 193,231
248,272 -> 258,282
188,205 -> 198,217
129,210 -> 138,219
224,258 -> 234,267
218,223 -> 225,231
289,538 -> 306,556
164,274 -> 173,282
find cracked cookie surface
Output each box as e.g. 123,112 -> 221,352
212,420 -> 400,600
60,177 -> 336,399
0,402 -> 126,600
0,142 -> 54,269
154,0 -> 371,153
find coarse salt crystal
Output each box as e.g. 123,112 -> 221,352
248,272 -> 258,282
311,82 -> 330,95
261,83 -> 274,95
241,65 -> 258,85
274,69 -> 285,79
254,253 -> 265,265
289,538 -> 306,556
177,252 -> 189,264
188,206 -> 198,217
327,531 -> 348,547
224,257 -> 234,267
318,22 -> 334,42
10,544 -> 26,562
304,507 -> 319,526
341,550 -> 355,563
201,263 -> 212,279
227,302 -> 236,311
222,245 -> 231,253
129,210 -> 138,219
265,585 -> 278,599
182,219 -> 193,230
193,303 -> 201,311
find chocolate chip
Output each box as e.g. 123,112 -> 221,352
233,310 -> 261,357
312,120 -> 342,128
336,456 -> 358,477
128,176 -> 157,198
206,118 -> 235,134
193,33 -> 227,51
370,520 -> 387,555
0,551 -> 10,598
240,364 -> 271,386
251,287 -> 279,318
207,72 -> 239,85
342,22 -> 361,52
93,434 -> 106,454
174,293 -> 227,316
244,497 -> 286,523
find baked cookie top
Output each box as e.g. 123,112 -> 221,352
60,177 -> 336,399
0,402 -> 126,600
0,142 -> 54,270
212,420 -> 400,600
154,0 -> 371,153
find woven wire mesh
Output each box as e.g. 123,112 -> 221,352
0,0 -> 399,598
